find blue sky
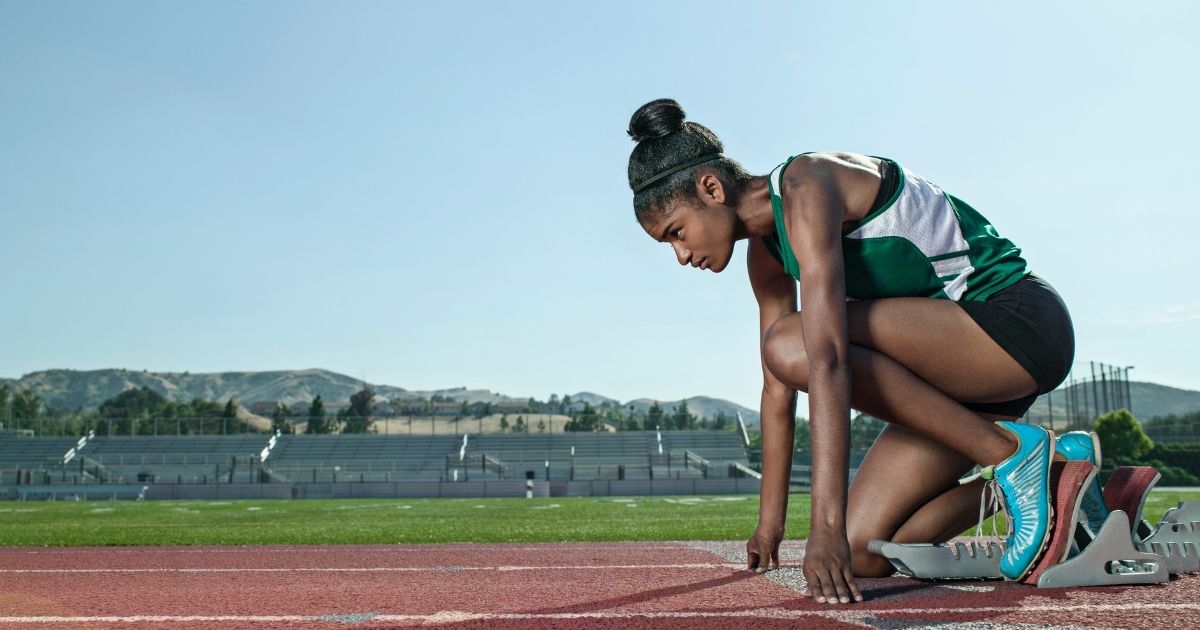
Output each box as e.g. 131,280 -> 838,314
2,1 -> 1197,410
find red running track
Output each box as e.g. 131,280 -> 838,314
1,541 -> 1198,628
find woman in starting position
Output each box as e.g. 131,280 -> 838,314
624,99 -> 1079,604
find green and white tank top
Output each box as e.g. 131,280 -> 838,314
762,155 -> 1029,302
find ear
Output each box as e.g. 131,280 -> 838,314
697,172 -> 726,206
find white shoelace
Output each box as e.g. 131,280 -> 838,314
975,469 -> 1004,540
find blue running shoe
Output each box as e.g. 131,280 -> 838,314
1055,430 -> 1110,534
982,421 -> 1055,581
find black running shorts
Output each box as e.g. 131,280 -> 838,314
956,274 -> 1076,418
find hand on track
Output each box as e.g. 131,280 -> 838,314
800,527 -> 863,604
745,522 -> 783,573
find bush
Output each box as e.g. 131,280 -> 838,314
1146,444 -> 1200,479
1094,409 -> 1153,466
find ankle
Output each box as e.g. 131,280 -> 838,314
984,425 -> 1019,467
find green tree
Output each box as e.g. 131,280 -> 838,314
0,384 -> 11,427
222,399 -> 238,418
794,417 -> 811,451
537,418 -> 547,433
671,401 -> 695,430
271,403 -> 293,434
344,387 -> 375,433
499,415 -> 510,432
647,401 -> 664,429
564,403 -> 600,432
307,395 -> 332,434
514,415 -> 527,433
98,387 -> 169,435
11,390 -> 43,429
1094,409 -> 1153,466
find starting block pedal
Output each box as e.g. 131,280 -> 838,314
1103,465 -> 1160,534
866,539 -> 1003,580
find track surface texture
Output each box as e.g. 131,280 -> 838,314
2,542 -> 1198,629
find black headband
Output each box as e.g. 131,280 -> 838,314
633,152 -> 724,194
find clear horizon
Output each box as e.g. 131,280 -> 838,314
2,1 -> 1198,411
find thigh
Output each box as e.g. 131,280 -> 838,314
845,297 -> 1037,404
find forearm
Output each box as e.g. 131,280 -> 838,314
808,363 -> 851,531
758,386 -> 796,529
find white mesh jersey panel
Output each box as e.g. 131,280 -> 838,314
846,167 -> 970,258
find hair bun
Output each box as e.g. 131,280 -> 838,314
627,98 -> 686,143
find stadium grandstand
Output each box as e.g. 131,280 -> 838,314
0,429 -> 757,495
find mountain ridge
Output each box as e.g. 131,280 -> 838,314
0,368 -> 761,425
3,368 -> 1197,426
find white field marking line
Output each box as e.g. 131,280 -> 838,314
3,544 -> 698,554
5,603 -> 1200,624
0,562 -> 745,574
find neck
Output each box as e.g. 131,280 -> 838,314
731,176 -> 775,240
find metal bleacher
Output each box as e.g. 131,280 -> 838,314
265,434 -> 461,482
81,435 -> 269,484
0,433 -> 79,484
1,430 -> 752,489
464,431 -> 751,481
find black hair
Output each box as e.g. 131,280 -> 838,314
626,98 -> 751,224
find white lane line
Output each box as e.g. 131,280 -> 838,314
0,563 -> 744,574
3,603 -> 1200,624
2,544 -> 697,554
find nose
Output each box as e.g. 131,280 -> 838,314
672,242 -> 692,266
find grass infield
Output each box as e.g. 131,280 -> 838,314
0,490 -> 1197,547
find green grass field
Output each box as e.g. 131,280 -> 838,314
1,490 -> 1197,547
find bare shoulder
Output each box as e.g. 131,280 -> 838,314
779,152 -> 883,220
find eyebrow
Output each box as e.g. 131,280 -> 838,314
658,223 -> 673,242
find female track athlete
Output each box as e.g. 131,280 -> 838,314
624,99 -> 1077,604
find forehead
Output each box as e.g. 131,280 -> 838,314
641,204 -> 689,241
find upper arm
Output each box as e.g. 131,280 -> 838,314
748,237 -> 796,393
779,156 -> 850,366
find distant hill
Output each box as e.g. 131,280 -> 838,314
623,397 -> 759,427
0,368 -> 523,411
568,392 -> 621,407
1021,381 -> 1200,423
4,369 -> 1190,427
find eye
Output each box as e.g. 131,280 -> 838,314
670,228 -> 682,239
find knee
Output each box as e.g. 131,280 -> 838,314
763,315 -> 809,390
847,530 -> 897,578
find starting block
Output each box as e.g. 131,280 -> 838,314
1104,466 -> 1200,575
869,461 -> 1174,587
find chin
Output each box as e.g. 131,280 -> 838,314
710,247 -> 735,273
